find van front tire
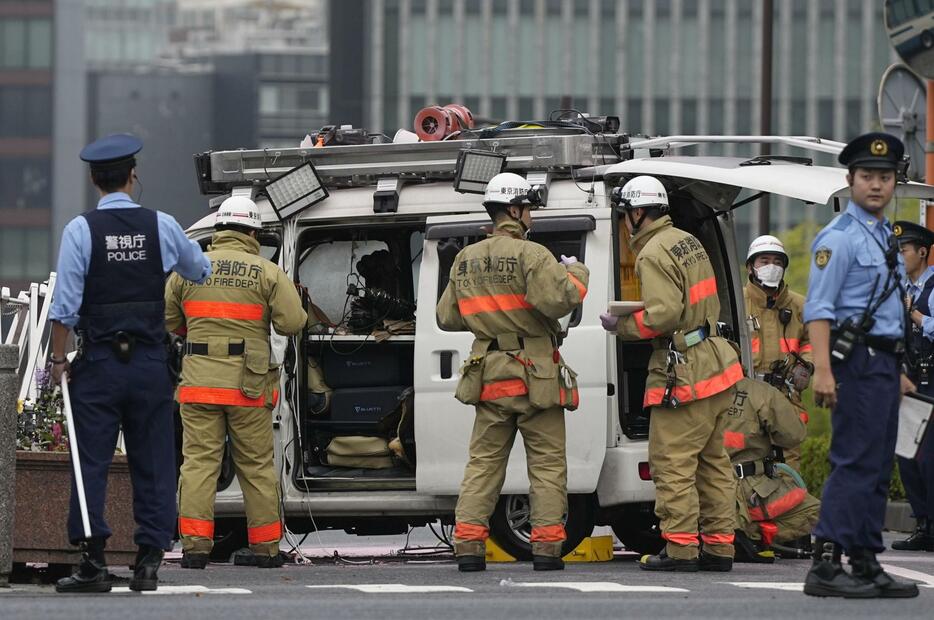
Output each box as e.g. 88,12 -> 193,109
488,494 -> 595,561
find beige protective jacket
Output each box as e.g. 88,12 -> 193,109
165,230 -> 307,407
614,216 -> 742,407
744,281 -> 812,374
436,220 -> 589,409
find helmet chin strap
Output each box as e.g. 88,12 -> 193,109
626,208 -> 649,233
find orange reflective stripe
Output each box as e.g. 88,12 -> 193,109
700,532 -> 735,545
662,532 -> 699,546
688,277 -> 717,305
271,389 -> 279,407
799,344 -> 812,354
748,487 -> 807,521
751,338 -> 760,354
759,521 -> 778,546
480,379 -> 528,401
568,273 -> 587,300
178,386 -> 267,407
559,387 -> 580,409
457,293 -> 533,316
643,362 -> 743,407
183,300 -> 264,321
179,517 -> 214,538
454,522 -> 490,541
780,338 -> 800,354
633,310 -> 662,339
530,524 -> 567,542
248,521 -> 282,544
723,431 -> 746,450
799,410 -> 809,424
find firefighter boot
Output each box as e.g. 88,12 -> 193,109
180,550 -> 209,569
698,551 -> 733,572
130,545 -> 164,592
848,547 -> 920,598
891,517 -> 934,552
639,549 -> 700,572
532,541 -> 564,571
55,538 -> 112,593
456,540 -> 486,572
733,530 -> 775,564
803,539 -> 877,598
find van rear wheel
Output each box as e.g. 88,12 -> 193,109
488,494 -> 595,561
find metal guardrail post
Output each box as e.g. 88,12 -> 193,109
0,344 -> 19,587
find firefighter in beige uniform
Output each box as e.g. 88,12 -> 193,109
437,172 -> 589,572
725,376 -> 820,562
165,196 -> 307,568
600,175 -> 743,572
744,236 -> 813,470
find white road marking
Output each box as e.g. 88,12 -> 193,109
506,582 -> 688,593
306,584 -> 473,593
726,582 -> 804,591
880,563 -> 934,588
110,586 -> 252,595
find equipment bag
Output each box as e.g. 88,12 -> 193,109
326,436 -> 394,469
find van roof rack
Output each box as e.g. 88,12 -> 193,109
624,134 -> 847,156
194,129 -> 629,195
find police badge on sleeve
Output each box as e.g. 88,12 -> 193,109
815,247 -> 832,269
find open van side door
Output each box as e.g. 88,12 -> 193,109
414,210 -> 609,495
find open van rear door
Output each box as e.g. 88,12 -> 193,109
414,210 -> 609,495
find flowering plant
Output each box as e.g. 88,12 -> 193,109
16,365 -> 68,452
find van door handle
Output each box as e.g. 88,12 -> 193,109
440,351 -> 453,379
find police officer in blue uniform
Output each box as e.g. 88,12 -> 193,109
802,132 -> 919,599
892,220 -> 934,553
49,134 -> 211,593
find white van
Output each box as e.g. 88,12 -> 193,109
184,128 -> 934,560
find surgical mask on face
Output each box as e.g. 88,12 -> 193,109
755,264 -> 784,288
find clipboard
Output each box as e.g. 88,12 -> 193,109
608,301 -> 645,317
896,392 -> 934,459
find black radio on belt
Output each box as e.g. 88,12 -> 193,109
831,316 -> 874,363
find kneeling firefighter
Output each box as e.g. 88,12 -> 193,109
165,196 -> 307,568
436,172 -> 589,572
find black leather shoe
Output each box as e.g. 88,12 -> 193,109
180,551 -> 209,569
891,518 -> 934,552
849,547 -> 919,598
639,549 -> 699,572
457,555 -> 486,572
532,555 -> 564,571
55,538 -> 112,594
130,545 -> 163,592
803,539 -> 878,598
699,551 -> 733,572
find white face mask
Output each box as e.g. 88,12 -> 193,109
755,264 -> 784,288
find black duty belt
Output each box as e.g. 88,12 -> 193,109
734,460 -> 773,479
832,330 -> 905,355
185,342 -> 245,356
488,337 -> 525,352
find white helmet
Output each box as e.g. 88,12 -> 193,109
746,235 -> 788,266
483,172 -> 542,208
616,175 -> 669,211
215,195 -> 262,230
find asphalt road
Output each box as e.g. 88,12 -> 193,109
2,530 -> 932,620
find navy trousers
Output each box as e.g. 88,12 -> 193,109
67,342 -> 176,549
815,344 -> 900,553
896,381 -> 934,521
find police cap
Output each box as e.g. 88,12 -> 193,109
894,220 -> 934,248
838,132 -> 904,171
79,133 -> 142,171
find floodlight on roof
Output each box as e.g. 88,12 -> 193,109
264,161 -> 328,221
453,149 -> 507,194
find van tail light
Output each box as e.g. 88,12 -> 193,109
638,462 -> 652,481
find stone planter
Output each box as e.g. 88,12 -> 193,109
12,451 -> 137,567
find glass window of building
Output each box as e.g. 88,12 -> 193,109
1,19 -> 26,68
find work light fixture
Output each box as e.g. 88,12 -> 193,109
265,161 -> 328,221
453,149 -> 507,194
